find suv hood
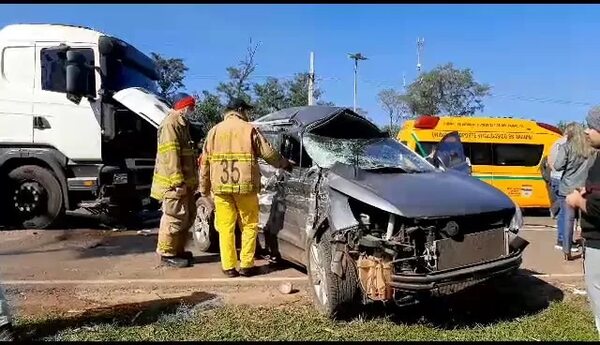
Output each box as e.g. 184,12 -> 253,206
327,163 -> 514,218
113,87 -> 171,128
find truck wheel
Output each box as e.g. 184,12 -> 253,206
0,325 -> 15,341
6,165 -> 64,229
192,198 -> 219,253
306,226 -> 361,319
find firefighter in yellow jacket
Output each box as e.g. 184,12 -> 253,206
151,93 -> 199,268
199,98 -> 292,277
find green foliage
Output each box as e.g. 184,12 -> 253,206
216,40 -> 258,107
378,88 -> 410,136
151,52 -> 188,102
190,91 -> 223,136
152,43 -> 335,126
251,72 -> 332,117
404,63 -> 491,116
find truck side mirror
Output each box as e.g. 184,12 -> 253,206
66,51 -> 93,103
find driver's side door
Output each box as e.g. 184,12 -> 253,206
258,131 -> 312,265
432,131 -> 472,175
278,135 -> 318,261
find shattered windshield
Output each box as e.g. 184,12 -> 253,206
303,134 -> 435,173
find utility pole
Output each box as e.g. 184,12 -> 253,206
308,52 -> 315,106
416,37 -> 425,74
348,52 -> 368,112
402,71 -> 406,91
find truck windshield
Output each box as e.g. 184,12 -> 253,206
303,133 -> 435,173
111,63 -> 159,95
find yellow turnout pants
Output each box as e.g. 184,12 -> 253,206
156,191 -> 197,257
214,193 -> 259,270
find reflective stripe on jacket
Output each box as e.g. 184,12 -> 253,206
150,110 -> 199,201
200,111 -> 286,196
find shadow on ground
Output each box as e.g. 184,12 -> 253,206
0,212 -> 160,232
17,291 -> 219,340
351,270 -> 564,329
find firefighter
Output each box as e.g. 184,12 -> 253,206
151,92 -> 199,268
199,98 -> 292,277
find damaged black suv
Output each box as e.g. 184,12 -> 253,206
193,106 -> 529,318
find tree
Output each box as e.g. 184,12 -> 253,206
285,72 -> 323,107
378,88 -> 409,136
151,52 -> 188,102
251,72 -> 334,117
253,77 -> 287,116
217,39 -> 259,108
189,91 -> 223,136
380,124 -> 402,138
404,63 -> 491,116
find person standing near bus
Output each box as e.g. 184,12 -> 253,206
554,122 -> 595,260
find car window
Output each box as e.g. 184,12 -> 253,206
262,132 -> 281,150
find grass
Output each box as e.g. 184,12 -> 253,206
13,294 -> 598,341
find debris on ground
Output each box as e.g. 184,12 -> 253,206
278,282 -> 294,295
573,288 -> 587,296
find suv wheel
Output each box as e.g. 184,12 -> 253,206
306,226 -> 361,319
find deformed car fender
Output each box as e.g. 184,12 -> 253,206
306,181 -> 360,242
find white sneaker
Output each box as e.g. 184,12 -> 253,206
555,245 -> 562,250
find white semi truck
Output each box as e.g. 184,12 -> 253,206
0,23 -> 176,229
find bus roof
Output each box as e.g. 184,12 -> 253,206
402,115 -> 562,135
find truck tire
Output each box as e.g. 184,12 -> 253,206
6,165 -> 64,229
0,325 -> 14,341
192,197 -> 220,253
306,226 -> 361,319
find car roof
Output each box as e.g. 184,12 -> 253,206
253,106 -> 358,128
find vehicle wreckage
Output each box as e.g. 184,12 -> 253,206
193,106 -> 529,318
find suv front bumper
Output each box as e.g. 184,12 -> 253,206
390,249 -> 524,292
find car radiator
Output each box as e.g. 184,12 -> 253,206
434,228 -> 507,271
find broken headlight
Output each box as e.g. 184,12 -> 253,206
508,202 -> 523,233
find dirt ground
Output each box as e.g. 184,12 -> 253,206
0,215 -> 590,319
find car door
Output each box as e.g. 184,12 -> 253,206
432,131 -> 472,175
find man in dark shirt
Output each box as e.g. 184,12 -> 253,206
566,106 -> 600,336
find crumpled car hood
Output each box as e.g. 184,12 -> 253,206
327,164 -> 515,218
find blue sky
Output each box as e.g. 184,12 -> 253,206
1,4 -> 599,126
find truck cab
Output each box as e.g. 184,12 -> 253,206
0,24 -> 173,228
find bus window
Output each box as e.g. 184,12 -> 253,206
416,142 -> 437,157
493,144 -> 543,167
464,143 -> 493,165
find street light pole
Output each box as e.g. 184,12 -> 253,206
348,52 -> 368,112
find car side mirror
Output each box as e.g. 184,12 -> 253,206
281,135 -> 303,166
66,51 -> 93,103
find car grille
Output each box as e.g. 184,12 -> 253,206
434,227 -> 507,271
